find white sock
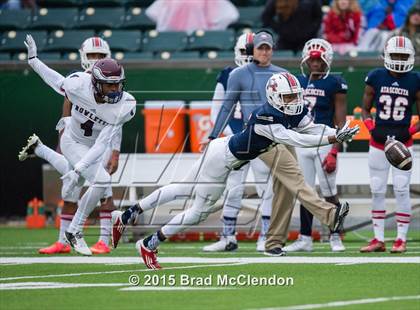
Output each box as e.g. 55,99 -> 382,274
35,144 -> 70,175
58,213 -> 73,244
68,186 -> 105,234
371,193 -> 386,242
395,192 -> 411,241
99,211 -> 112,245
261,216 -> 270,237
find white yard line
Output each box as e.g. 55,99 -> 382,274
253,295 -> 420,310
0,262 -> 246,282
0,282 -> 127,290
0,256 -> 419,267
0,281 -> 234,291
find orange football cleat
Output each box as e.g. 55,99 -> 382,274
360,238 -> 386,253
390,239 -> 407,253
38,242 -> 71,254
90,240 -> 111,254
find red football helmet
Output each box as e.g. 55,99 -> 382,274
91,58 -> 125,104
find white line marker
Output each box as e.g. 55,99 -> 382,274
0,282 -> 126,290
0,262 -> 246,282
0,256 -> 419,266
252,295 -> 420,310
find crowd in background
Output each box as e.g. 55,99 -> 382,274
1,0 -> 419,54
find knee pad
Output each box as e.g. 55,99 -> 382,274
370,176 -> 387,194
393,175 -> 410,193
91,169 -> 111,188
62,183 -> 82,203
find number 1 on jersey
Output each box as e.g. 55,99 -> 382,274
81,120 -> 94,136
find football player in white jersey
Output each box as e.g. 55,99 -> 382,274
111,72 -> 358,269
20,35 -> 136,255
204,33 -> 273,252
19,36 -> 120,255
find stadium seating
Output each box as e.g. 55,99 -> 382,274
203,51 -> 234,60
188,30 -> 235,52
121,7 -> 155,30
157,51 -> 201,60
77,7 -> 125,30
43,30 -> 95,52
12,51 -> 62,61
84,0 -> 123,7
62,51 -> 80,60
100,30 -> 142,52
230,7 -> 264,29
36,0 -> 82,7
0,9 -> 32,30
0,31 -> 47,53
142,31 -> 189,53
0,53 -> 11,60
274,50 -> 295,58
113,51 -> 154,60
30,8 -> 79,30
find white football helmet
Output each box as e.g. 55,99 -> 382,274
383,36 -> 415,73
300,38 -> 333,78
234,33 -> 253,66
79,37 -> 111,71
266,72 -> 305,115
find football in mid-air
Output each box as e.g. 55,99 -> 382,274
384,139 -> 412,171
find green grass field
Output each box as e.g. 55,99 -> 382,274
1,227 -> 419,310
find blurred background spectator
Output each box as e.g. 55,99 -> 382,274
323,0 -> 363,55
358,0 -> 415,51
388,3 -> 420,52
0,0 -> 35,9
261,0 -> 323,53
146,0 -> 239,33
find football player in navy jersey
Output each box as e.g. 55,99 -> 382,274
283,39 -> 348,253
111,72 -> 358,269
204,33 -> 274,253
360,36 -> 419,253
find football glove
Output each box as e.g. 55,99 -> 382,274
322,147 -> 338,174
24,34 -> 37,60
335,120 -> 360,143
61,170 -> 81,197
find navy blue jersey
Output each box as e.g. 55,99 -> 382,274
297,74 -> 348,128
365,68 -> 420,144
228,102 -> 308,161
216,66 -> 243,134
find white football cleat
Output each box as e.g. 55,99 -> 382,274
65,231 -> 92,256
202,236 -> 238,252
283,234 -> 313,252
256,235 -> 266,252
330,233 -> 345,252
18,133 -> 41,161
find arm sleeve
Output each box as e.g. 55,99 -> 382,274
74,124 -> 122,173
111,126 -> 122,152
208,69 -> 241,139
294,115 -> 336,136
210,82 -> 225,124
28,57 -> 65,96
254,123 -> 331,148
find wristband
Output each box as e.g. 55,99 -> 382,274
363,118 -> 375,131
409,125 -> 418,136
